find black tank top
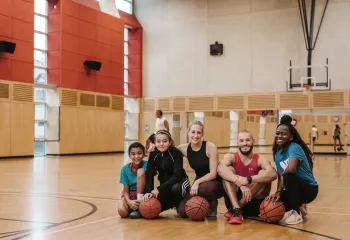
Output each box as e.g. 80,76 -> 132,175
187,141 -> 210,177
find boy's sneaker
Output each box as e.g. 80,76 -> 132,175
129,210 -> 142,219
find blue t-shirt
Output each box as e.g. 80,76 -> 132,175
275,142 -> 318,186
120,160 -> 147,191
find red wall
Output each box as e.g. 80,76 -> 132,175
0,0 -> 34,83
48,0 -> 124,95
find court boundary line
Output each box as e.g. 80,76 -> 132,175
0,192 -> 343,240
245,217 -> 341,240
43,216 -> 119,236
0,193 -> 98,240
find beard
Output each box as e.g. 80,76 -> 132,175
239,145 -> 254,155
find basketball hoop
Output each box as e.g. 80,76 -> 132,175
302,85 -> 312,95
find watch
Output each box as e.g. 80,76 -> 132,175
246,176 -> 252,184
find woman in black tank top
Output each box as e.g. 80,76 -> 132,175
177,120 -> 224,218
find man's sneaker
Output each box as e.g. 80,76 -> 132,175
228,208 -> 243,224
299,204 -> 308,218
208,199 -> 218,217
224,209 -> 233,219
129,210 -> 142,219
283,210 -> 303,225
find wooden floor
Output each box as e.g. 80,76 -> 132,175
0,153 -> 349,240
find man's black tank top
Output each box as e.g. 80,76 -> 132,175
187,141 -> 209,177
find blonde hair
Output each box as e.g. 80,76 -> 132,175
188,120 -> 204,133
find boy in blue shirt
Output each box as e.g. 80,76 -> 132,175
118,142 -> 147,219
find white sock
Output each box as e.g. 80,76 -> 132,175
137,194 -> 144,200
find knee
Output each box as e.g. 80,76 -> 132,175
171,183 -> 183,197
283,173 -> 297,185
198,181 -> 215,192
137,168 -> 145,177
118,204 -> 129,218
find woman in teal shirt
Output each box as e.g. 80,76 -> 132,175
268,115 -> 318,225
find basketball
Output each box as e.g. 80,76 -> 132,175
139,197 -> 162,219
259,198 -> 285,223
185,196 -> 210,221
337,147 -> 342,151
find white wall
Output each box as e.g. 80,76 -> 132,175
135,0 -> 350,97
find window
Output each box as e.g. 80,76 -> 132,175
115,0 -> 132,14
124,28 -> 128,95
34,0 -> 48,156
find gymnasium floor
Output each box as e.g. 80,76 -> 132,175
0,153 -> 348,240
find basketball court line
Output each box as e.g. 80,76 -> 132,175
0,217 -> 55,225
245,217 -> 341,240
308,211 -> 350,216
41,216 -> 119,237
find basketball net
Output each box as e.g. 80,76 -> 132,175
302,84 -> 312,95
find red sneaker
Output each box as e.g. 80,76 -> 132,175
224,210 -> 233,219
228,208 -> 243,224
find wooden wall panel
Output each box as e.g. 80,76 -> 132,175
312,91 -> 346,109
59,106 -> 124,154
279,92 -> 310,109
217,95 -> 245,110
10,102 -> 34,156
59,107 -> 80,154
247,94 -> 277,110
0,102 -> 11,156
204,116 -> 230,147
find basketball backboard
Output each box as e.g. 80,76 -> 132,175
286,59 -> 331,92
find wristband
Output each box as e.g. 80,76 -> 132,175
246,176 -> 252,184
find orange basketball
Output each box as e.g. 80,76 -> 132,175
185,196 -> 210,221
139,197 -> 162,219
259,198 -> 285,223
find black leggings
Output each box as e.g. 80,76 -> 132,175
158,178 -> 190,212
280,173 -> 318,213
178,178 -> 225,218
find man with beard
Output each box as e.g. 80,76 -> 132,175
217,130 -> 277,224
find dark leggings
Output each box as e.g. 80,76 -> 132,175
178,178 -> 225,218
158,178 -> 190,212
280,173 -> 318,213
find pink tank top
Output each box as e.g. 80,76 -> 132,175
233,152 -> 260,177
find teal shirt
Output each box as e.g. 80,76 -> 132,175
275,142 -> 318,186
120,160 -> 147,191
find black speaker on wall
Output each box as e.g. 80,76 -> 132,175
0,40 -> 16,54
84,60 -> 102,71
210,41 -> 223,56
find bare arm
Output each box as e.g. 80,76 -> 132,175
217,153 -> 238,183
195,142 -> 218,184
251,157 -> 277,183
164,119 -> 169,131
123,184 -> 131,203
177,144 -> 188,157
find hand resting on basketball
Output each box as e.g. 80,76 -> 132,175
151,188 -> 159,198
266,191 -> 281,205
143,193 -> 153,200
127,200 -> 141,210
